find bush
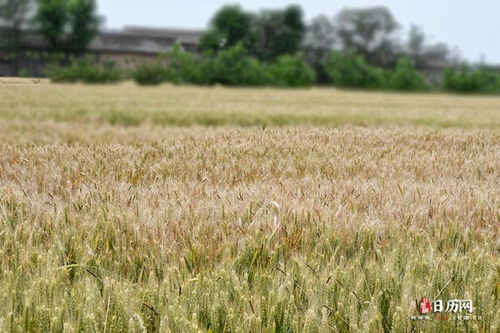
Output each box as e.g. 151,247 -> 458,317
46,56 -> 122,83
199,44 -> 268,86
443,67 -> 499,93
162,44 -> 203,84
45,62 -> 80,83
267,55 -> 316,87
324,51 -> 386,89
388,58 -> 429,91
132,63 -> 167,86
80,58 -> 122,83
19,68 -> 30,78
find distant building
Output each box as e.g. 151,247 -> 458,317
0,25 -> 202,77
91,26 -> 201,66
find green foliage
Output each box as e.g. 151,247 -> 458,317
44,64 -> 78,83
212,5 -> 253,47
167,45 -> 314,87
252,5 -> 306,61
43,45 -> 315,88
18,68 -> 29,77
200,4 -> 306,62
66,0 -> 100,53
267,55 -> 316,87
162,44 -> 203,84
325,53 -> 431,91
199,5 -> 254,53
35,0 -> 99,53
443,67 -> 500,93
198,30 -> 226,53
165,45 -> 314,87
324,51 -> 387,89
388,57 -> 429,91
199,44 -> 268,86
132,62 -> 167,86
35,0 -> 67,50
46,56 -> 122,83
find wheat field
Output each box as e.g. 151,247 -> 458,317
0,81 -> 499,332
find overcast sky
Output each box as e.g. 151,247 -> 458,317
97,0 -> 500,64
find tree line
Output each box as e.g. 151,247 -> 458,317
0,0 -> 98,54
1,1 -> 499,93
201,5 -> 452,75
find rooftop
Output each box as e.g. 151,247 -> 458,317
0,25 -> 203,55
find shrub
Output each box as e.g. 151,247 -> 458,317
324,51 -> 386,89
45,62 -> 80,83
443,67 -> 499,93
267,55 -> 316,87
199,44 -> 268,86
19,68 -> 30,78
388,58 -> 429,91
162,44 -> 203,84
46,56 -> 122,83
132,63 -> 167,86
80,58 -> 122,83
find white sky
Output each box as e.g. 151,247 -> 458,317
97,0 -> 500,64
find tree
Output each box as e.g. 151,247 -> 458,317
389,57 -> 429,91
0,0 -> 34,29
324,51 -> 387,88
35,0 -> 99,53
199,43 -> 267,86
406,25 -> 425,63
162,44 -> 203,84
199,4 -> 306,62
199,29 -> 226,53
443,67 -> 499,93
302,15 -> 335,60
253,5 -> 306,61
267,54 -> 315,87
301,15 -> 336,83
35,0 -> 67,50
66,0 -> 99,53
0,0 -> 35,74
405,25 -> 449,71
0,0 -> 35,49
334,6 -> 400,67
283,5 -> 305,35
199,5 -> 254,52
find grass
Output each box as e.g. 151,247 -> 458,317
0,82 -> 499,332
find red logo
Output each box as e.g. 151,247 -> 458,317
419,298 -> 432,314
